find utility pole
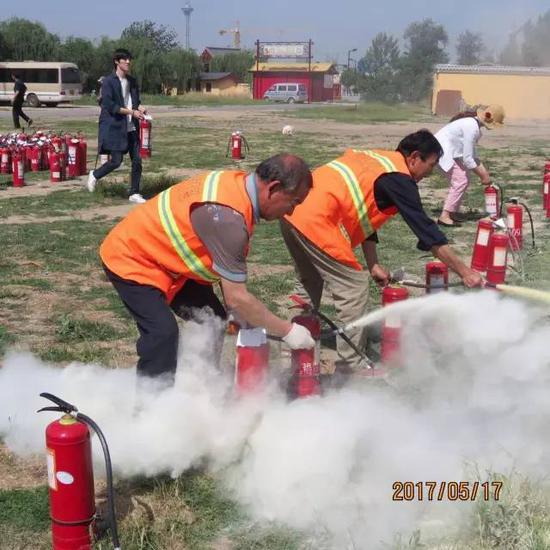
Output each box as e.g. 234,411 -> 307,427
347,47 -> 357,69
182,2 -> 194,50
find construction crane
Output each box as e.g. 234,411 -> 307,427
219,21 -> 241,49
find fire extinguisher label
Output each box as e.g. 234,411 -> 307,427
493,248 -> 507,267
477,228 -> 490,246
56,471 -> 75,485
545,182 -> 549,194
142,130 -> 150,147
46,448 -> 57,490
53,171 -> 60,179
507,214 -> 515,228
486,198 -> 497,214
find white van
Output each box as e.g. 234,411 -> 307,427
0,62 -> 82,107
263,83 -> 308,103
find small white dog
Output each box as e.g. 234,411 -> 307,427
282,125 -> 294,136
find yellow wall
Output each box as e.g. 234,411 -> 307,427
432,72 -> 550,119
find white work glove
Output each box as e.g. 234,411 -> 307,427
282,323 -> 315,350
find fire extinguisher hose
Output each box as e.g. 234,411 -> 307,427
76,412 -> 120,550
288,295 -> 375,368
38,393 -> 121,550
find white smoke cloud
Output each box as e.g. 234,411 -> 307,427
1,291 -> 549,547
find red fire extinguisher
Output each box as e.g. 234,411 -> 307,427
486,232 -> 509,285
544,161 -> 550,174
484,184 -> 500,218
11,148 -> 25,187
67,138 -> 81,179
506,204 -> 523,250
78,134 -> 87,176
380,286 -> 409,366
471,218 -> 495,272
0,147 -> 11,174
30,144 -> 42,172
41,142 -> 50,170
289,311 -> 321,398
139,117 -> 152,158
542,173 -> 550,210
49,149 -> 62,183
226,131 -> 249,160
38,392 -> 120,550
425,262 -> 448,294
234,327 -> 270,395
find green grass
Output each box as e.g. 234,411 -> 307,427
54,314 -> 122,343
0,325 -> 15,356
0,189 -> 120,219
0,486 -> 50,532
289,101 -> 431,124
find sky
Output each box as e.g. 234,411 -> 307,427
2,0 -> 549,64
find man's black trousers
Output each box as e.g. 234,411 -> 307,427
104,265 -> 226,382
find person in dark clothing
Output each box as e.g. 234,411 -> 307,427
281,130 -> 483,371
11,73 -> 32,129
86,49 -> 147,204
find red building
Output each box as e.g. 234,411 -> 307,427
250,62 -> 341,102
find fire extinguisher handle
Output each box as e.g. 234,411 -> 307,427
36,405 -> 68,413
38,392 -> 77,413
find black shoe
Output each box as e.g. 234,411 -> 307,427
437,219 -> 461,227
27,119 -> 33,127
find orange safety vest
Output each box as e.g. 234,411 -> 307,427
286,149 -> 411,270
100,170 -> 255,300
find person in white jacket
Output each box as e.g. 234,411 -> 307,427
436,104 -> 505,226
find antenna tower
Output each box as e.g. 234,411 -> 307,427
182,2 -> 194,49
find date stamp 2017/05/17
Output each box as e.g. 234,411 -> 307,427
392,481 -> 503,502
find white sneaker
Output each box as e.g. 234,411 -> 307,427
129,193 -> 146,204
86,171 -> 97,193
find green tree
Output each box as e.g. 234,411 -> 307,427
456,30 -> 484,65
0,17 -> 59,61
120,20 -> 178,53
58,37 -> 95,91
88,36 -> 119,94
210,50 -> 255,84
499,35 -> 522,65
340,68 -> 359,93
356,32 -> 400,102
398,18 -> 449,102
162,48 -> 201,93
119,20 -> 179,93
521,12 -> 550,66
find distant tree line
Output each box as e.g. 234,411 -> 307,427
0,18 -> 254,94
342,10 -> 550,103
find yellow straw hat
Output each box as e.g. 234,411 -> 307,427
476,104 -> 505,129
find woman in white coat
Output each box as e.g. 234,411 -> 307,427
436,104 -> 505,226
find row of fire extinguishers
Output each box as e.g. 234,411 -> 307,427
0,131 -> 88,187
474,183 -> 536,286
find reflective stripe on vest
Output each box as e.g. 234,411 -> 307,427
354,149 -> 398,173
158,186 -> 219,282
201,170 -> 223,202
327,159 -> 372,239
